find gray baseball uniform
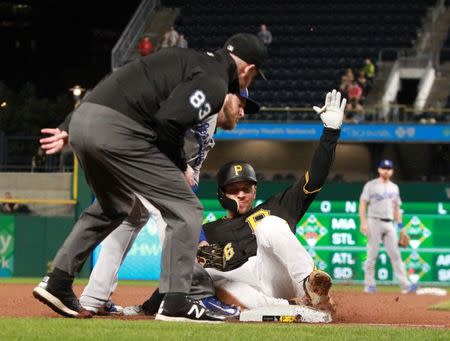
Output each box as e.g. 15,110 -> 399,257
80,115 -> 217,309
360,178 -> 410,290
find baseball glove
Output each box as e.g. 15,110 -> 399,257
197,244 -> 224,270
398,229 -> 410,248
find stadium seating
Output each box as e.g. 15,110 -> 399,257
175,0 -> 433,116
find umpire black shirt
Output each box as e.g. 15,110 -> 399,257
61,48 -> 239,171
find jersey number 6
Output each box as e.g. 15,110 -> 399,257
190,90 -> 211,120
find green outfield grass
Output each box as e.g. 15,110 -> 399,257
0,318 -> 449,340
429,300 -> 450,311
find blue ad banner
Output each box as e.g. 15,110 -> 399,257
214,123 -> 450,142
92,216 -> 162,280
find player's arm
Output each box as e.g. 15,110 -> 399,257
394,187 -> 403,228
262,90 -> 345,226
153,75 -> 226,171
359,199 -> 368,236
394,205 -> 402,228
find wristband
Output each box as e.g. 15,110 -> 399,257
397,222 -> 403,230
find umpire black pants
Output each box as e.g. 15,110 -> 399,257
52,103 -> 203,294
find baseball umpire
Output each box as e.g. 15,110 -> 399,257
78,89 -> 260,315
32,33 -> 267,323
359,159 -> 416,294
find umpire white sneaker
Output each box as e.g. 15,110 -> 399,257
155,295 -> 226,323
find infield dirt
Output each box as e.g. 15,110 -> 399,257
0,284 -> 449,328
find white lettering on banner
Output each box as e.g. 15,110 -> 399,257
332,252 -> 355,265
332,233 -> 355,245
379,253 -> 387,265
1,256 -> 8,268
320,201 -> 331,213
436,254 -> 450,266
438,269 -> 450,281
0,234 -> 11,254
378,268 -> 389,280
331,218 -> 356,230
187,305 -> 205,319
333,267 -> 353,279
345,201 -> 357,213
438,203 -> 447,215
128,243 -> 162,257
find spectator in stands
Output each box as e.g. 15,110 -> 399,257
167,25 -> 179,47
357,71 -> 369,96
348,81 -> 363,106
362,58 -> 375,84
344,101 -> 364,123
1,192 -> 31,214
139,36 -> 153,56
340,68 -> 355,96
31,147 -> 46,172
160,31 -> 171,49
257,24 -> 272,47
177,34 -> 188,48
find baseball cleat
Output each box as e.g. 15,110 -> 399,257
123,305 -> 144,316
401,284 -> 417,294
303,269 -> 335,312
33,276 -> 91,318
83,300 -> 124,316
364,285 -> 377,293
155,295 -> 226,323
200,295 -> 240,317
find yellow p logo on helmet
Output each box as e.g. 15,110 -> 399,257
234,165 -> 243,175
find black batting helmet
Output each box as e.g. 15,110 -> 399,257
217,161 -> 258,189
216,161 -> 257,215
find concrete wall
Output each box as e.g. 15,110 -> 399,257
0,173 -> 74,216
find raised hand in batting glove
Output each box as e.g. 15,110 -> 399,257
313,89 -> 347,129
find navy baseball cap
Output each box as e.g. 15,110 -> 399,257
239,88 -> 260,115
224,33 -> 268,80
379,159 -> 394,169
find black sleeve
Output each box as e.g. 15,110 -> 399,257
153,75 -> 226,171
265,127 -> 340,225
57,111 -> 73,132
57,91 -> 92,133
305,127 -> 340,192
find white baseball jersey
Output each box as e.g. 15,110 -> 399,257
360,178 -> 410,290
184,114 -> 217,184
360,178 -> 402,220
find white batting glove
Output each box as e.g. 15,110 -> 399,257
313,89 -> 347,129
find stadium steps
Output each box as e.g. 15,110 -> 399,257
425,61 -> 450,107
364,62 -> 395,107
128,7 -> 180,60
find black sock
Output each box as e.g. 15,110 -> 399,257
142,288 -> 165,315
51,268 -> 74,280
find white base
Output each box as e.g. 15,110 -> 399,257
239,305 -> 332,323
416,288 -> 448,296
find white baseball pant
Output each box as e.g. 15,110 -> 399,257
206,215 -> 315,309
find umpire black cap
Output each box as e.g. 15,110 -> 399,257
224,33 -> 268,80
217,161 -> 258,189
